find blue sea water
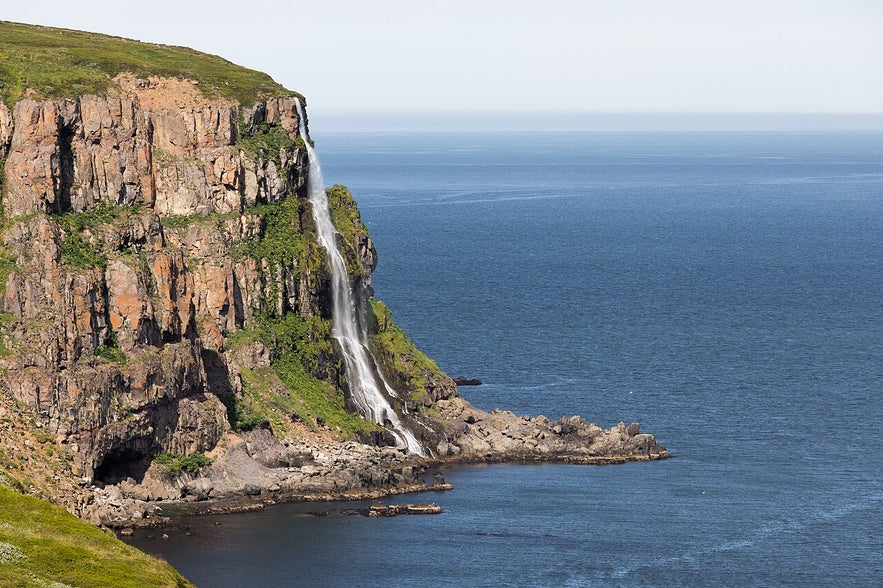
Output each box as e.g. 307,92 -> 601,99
128,132 -> 883,586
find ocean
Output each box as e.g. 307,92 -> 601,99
126,131 -> 883,586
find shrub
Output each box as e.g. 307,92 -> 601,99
152,452 -> 211,475
95,333 -> 127,365
236,123 -> 299,167
59,232 -> 107,270
55,204 -> 144,270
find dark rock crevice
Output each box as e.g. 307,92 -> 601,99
56,123 -> 76,213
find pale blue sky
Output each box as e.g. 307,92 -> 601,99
5,1 -> 883,129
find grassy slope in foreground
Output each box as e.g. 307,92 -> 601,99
0,485 -> 193,587
0,20 -> 293,105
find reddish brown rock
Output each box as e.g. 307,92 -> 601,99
0,79 -> 311,494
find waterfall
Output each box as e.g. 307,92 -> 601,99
293,99 -> 425,455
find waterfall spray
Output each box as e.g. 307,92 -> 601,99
293,99 -> 425,455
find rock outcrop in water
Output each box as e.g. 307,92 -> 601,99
0,22 -> 667,527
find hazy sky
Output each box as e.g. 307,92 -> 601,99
5,1 -> 883,128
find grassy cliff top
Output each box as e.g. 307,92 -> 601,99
0,20 -> 293,106
0,485 -> 193,587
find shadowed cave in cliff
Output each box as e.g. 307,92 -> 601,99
94,449 -> 152,486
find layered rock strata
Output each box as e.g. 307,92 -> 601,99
0,79 -> 314,486
1,74 -> 667,527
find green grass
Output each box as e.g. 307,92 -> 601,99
232,185 -> 369,283
254,312 -> 336,376
369,299 -> 448,405
159,214 -> 204,229
58,231 -> 107,270
220,378 -> 270,431
0,485 -> 193,587
95,333 -> 127,365
56,204 -> 140,231
231,196 -> 328,310
327,184 -> 370,277
221,185 -> 411,439
233,197 -> 314,268
272,354 -> 378,437
223,327 -> 260,352
160,210 -> 243,229
152,452 -> 211,475
236,122 -> 303,167
53,204 -> 147,269
0,21 -> 295,106
223,312 -> 380,439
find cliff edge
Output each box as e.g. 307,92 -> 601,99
0,22 -> 667,527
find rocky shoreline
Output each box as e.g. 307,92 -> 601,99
88,397 -> 669,528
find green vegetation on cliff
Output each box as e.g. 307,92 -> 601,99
152,452 -> 211,475
0,20 -> 292,105
369,299 -> 448,406
0,485 -> 192,587
95,333 -> 128,365
53,205 -> 146,269
222,184 -> 421,441
0,14 -> 448,478
327,184 -> 370,278
225,312 -> 381,439
233,196 -> 320,273
237,122 -> 304,167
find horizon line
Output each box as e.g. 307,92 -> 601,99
308,111 -> 883,133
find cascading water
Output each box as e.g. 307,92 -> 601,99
293,99 -> 425,455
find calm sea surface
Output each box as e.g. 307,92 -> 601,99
127,132 -> 883,586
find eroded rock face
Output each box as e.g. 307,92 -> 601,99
2,89 -> 301,218
0,81 -> 315,482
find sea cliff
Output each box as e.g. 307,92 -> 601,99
0,22 -> 667,530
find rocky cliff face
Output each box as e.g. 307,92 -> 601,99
1,48 -> 667,525
0,75 -> 457,493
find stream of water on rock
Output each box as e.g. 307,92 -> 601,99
293,99 -> 423,455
